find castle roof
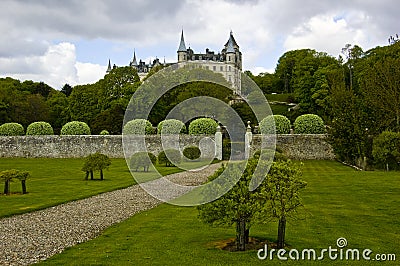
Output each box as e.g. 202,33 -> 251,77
106,59 -> 112,73
225,31 -> 239,49
226,34 -> 236,53
132,50 -> 138,66
177,29 -> 187,52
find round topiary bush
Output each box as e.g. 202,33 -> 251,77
60,121 -> 91,135
157,119 -> 186,134
259,115 -> 291,134
188,118 -> 218,135
130,152 -> 157,172
26,121 -> 54,135
123,119 -> 153,135
0,123 -> 24,136
294,114 -> 325,134
99,130 -> 110,135
183,146 -> 201,160
158,149 -> 181,167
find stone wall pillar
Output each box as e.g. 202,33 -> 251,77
215,126 -> 223,160
245,122 -> 252,159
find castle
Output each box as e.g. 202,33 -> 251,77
107,30 -> 242,94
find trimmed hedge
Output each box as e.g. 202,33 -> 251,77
157,119 -> 186,134
253,148 -> 288,162
259,115 -> 291,134
61,121 -> 91,135
130,152 -> 157,172
183,146 -> 201,160
0,123 -> 24,136
189,118 -> 218,135
158,149 -> 181,167
123,119 -> 153,135
99,130 -> 110,135
294,114 -> 325,134
26,122 -> 54,135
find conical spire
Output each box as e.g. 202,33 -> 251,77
226,32 -> 235,53
225,30 -> 239,50
177,29 -> 187,52
132,49 -> 138,66
106,59 -> 112,73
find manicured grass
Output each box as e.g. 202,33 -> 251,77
41,160 -> 400,265
0,158 -> 185,218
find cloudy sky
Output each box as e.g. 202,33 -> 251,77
0,0 -> 398,89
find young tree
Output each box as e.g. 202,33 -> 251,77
82,153 -> 111,180
260,160 -> 306,249
198,159 -> 270,251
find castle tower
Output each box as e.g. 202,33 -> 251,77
131,49 -> 138,67
226,33 -> 236,64
177,30 -> 188,63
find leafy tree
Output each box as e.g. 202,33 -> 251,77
372,131 -> 400,170
82,153 -> 111,180
0,169 -> 30,195
61,83 -> 73,97
130,152 -> 157,172
183,146 -> 201,160
260,160 -> 306,248
157,149 -> 181,167
46,90 -> 70,134
198,159 -> 270,251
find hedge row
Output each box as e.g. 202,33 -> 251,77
0,115 -> 325,136
129,146 -> 202,171
259,114 -> 325,134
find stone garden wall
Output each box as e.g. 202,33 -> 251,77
0,135 -> 214,159
0,134 -> 335,160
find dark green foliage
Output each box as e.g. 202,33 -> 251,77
0,122 -> 24,136
183,146 -> 201,160
157,119 -> 186,134
26,121 -> 54,135
157,149 -> 181,167
0,169 -> 30,195
294,114 -> 325,134
372,131 -> 400,170
188,118 -> 218,135
222,139 -> 231,160
253,148 -> 288,162
259,115 -> 291,134
82,153 -> 111,180
61,121 -> 91,135
123,119 -> 153,135
130,152 -> 157,172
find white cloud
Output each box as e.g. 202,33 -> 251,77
283,12 -> 371,57
75,62 -> 106,85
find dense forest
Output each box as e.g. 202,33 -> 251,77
1,40 -> 399,165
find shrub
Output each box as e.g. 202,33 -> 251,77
0,123 -> 24,136
259,115 -> 291,134
157,119 -> 186,134
158,149 -> 181,167
372,131 -> 400,170
26,122 -> 54,135
294,114 -> 325,134
99,130 -> 110,135
188,118 -> 218,135
82,153 -> 111,180
253,148 -> 287,162
130,152 -> 157,172
183,146 -> 201,160
123,119 -> 153,135
61,121 -> 91,135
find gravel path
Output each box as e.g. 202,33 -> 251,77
0,163 -> 222,265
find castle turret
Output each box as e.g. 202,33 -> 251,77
131,49 -> 138,67
226,32 -> 236,64
177,30 -> 187,63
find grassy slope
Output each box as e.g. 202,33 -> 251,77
42,160 -> 400,265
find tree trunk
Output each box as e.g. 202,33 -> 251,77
85,171 -> 89,180
4,180 -> 9,195
245,228 -> 250,244
236,218 -> 246,251
90,171 -> 94,180
100,169 -> 104,180
277,216 -> 286,249
21,180 -> 27,194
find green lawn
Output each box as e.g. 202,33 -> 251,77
41,160 -> 400,265
0,158 -> 185,218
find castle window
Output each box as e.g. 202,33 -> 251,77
228,66 -> 231,71
220,66 -> 224,71
199,56 -> 202,60
192,56 -> 195,60
228,75 -> 231,82
213,66 -> 216,71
